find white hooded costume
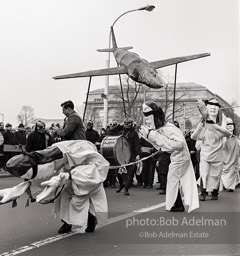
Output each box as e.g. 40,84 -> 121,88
191,122 -> 231,191
1,140 -> 109,231
139,102 -> 199,213
145,123 -> 199,212
220,118 -> 240,191
221,136 -> 240,190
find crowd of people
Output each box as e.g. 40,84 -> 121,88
1,98 -> 240,234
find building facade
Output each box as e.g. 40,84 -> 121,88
84,82 -> 237,133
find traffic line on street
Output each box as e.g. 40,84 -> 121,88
0,233 -> 75,256
0,202 -> 166,256
103,202 -> 166,226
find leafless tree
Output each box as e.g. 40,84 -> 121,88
17,106 -> 36,126
84,104 -> 102,130
111,76 -> 142,123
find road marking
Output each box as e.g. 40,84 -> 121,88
0,202 -> 166,256
107,202 -> 166,225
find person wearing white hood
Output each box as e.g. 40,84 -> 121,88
221,118 -> 240,192
139,101 -> 199,213
0,140 -> 109,234
191,98 -> 231,201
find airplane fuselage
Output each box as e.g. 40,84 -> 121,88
113,48 -> 164,88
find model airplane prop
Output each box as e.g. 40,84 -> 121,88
53,26 -> 210,89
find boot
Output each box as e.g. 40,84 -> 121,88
124,188 -> 130,196
158,189 -> 166,195
211,189 -> 219,200
85,212 -> 98,233
58,220 -> 72,234
200,187 -> 208,201
170,205 -> 185,212
199,194 -> 206,201
170,190 -> 184,212
211,194 -> 218,200
116,185 -> 124,193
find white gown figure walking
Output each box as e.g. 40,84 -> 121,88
139,101 -> 199,213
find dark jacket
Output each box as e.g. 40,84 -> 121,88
26,130 -> 53,152
119,128 -> 141,157
3,130 -> 17,145
15,130 -> 26,145
139,137 -> 154,157
186,136 -> 198,164
86,128 -> 99,144
106,125 -> 122,136
58,111 -> 86,140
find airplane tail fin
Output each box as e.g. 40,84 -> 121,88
111,26 -> 117,49
97,27 -> 133,52
97,46 -> 133,52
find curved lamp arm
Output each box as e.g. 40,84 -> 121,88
112,5 -> 155,27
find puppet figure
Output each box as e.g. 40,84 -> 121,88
0,140 -> 109,234
139,101 -> 199,213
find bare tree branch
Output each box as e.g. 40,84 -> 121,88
16,106 -> 36,126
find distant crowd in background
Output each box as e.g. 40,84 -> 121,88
0,117 -> 195,195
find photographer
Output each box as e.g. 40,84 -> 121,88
26,121 -> 54,152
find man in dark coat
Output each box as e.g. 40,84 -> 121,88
15,123 -> 26,148
185,131 -> 199,179
85,120 -> 99,144
57,100 -> 86,140
3,123 -> 17,145
116,118 -> 141,196
2,123 -> 18,165
26,121 -> 54,152
103,121 -> 120,188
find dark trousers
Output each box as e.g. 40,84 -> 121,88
136,172 -> 143,185
157,152 -> 171,189
174,190 -> 184,208
194,161 -> 200,180
141,155 -> 157,186
117,155 -> 136,190
191,157 -> 200,180
104,169 -> 117,187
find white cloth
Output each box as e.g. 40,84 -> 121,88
52,141 -> 109,227
147,123 -> 199,213
221,137 -> 240,190
2,140 -> 110,228
191,122 -> 231,191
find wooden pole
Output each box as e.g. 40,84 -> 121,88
172,64 -> 178,122
83,76 -> 92,122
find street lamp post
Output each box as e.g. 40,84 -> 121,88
103,5 -> 155,128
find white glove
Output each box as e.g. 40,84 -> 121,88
139,125 -> 149,138
197,99 -> 208,120
221,113 -> 227,129
36,173 -> 69,203
0,181 -> 30,204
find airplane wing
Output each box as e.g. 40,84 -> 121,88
150,53 -> 211,69
53,66 -> 127,80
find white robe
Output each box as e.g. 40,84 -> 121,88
191,122 -> 231,191
22,140 -> 109,229
221,136 -> 240,190
147,123 -> 199,213
52,141 -> 109,228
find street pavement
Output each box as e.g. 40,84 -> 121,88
0,176 -> 239,256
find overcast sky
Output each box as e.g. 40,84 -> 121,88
0,0 -> 239,126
